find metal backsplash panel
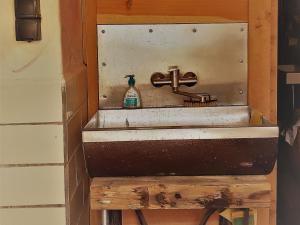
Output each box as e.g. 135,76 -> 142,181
98,24 -> 248,108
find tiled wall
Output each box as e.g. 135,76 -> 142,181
0,1 -> 66,225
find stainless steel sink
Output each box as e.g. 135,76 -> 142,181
83,106 -> 278,177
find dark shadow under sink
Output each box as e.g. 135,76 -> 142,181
82,106 -> 278,177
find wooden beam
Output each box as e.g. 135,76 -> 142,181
83,0 -> 99,119
90,176 -> 271,210
248,0 -> 278,123
267,166 -> 277,225
97,0 -> 249,24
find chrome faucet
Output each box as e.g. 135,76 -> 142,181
151,66 -> 197,92
151,66 -> 216,103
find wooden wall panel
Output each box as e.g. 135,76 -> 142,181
60,0 -> 91,225
84,0 -> 99,118
267,167 -> 277,225
97,0 -> 249,24
270,0 -> 278,123
60,0 -> 84,78
248,0 -> 278,123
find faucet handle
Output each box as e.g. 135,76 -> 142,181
151,72 -> 171,87
179,72 -> 198,87
168,65 -> 179,72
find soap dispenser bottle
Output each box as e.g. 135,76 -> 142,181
123,75 -> 142,109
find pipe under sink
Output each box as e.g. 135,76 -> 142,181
82,106 -> 278,177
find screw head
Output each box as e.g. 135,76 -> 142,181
149,28 -> 153,33
239,90 -> 244,95
192,28 -> 197,33
101,29 -> 105,34
102,62 -> 107,67
239,59 -> 244,63
240,27 -> 245,32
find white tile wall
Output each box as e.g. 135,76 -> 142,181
0,79 -> 63,124
0,166 -> 65,206
0,125 -> 64,165
0,208 -> 66,225
0,0 -> 78,224
0,0 -> 62,80
0,0 -> 63,124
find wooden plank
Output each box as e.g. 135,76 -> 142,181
270,0 -> 278,123
97,15 -> 245,25
249,2 -> 278,225
60,0 -> 84,78
97,0 -> 249,24
90,176 -> 271,210
90,210 -> 102,225
268,166 -> 277,225
248,0 -> 278,123
84,0 -> 99,118
257,208 -> 270,225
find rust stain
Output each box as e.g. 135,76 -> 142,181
155,192 -> 177,208
170,201 -> 177,208
155,192 -> 168,207
158,184 -> 166,189
133,187 -> 149,207
195,189 -> 231,208
174,192 -> 182,199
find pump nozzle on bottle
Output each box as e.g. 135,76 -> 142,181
124,75 -> 136,87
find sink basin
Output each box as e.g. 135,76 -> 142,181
83,106 -> 278,177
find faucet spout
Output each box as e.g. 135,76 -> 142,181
172,90 -> 216,103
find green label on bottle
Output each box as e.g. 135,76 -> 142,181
125,97 -> 137,107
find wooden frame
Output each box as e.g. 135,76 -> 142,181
85,1 -> 278,225
88,0 -> 277,122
